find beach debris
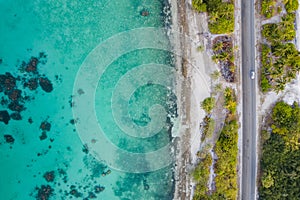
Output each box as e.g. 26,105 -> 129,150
35,185 -> 54,200
4,134 -> 15,144
0,110 -> 10,124
43,171 -> 55,182
39,77 -> 53,93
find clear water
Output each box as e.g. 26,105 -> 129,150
0,0 -> 177,200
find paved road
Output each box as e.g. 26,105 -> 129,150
241,0 -> 257,199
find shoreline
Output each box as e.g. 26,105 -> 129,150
169,0 -> 212,199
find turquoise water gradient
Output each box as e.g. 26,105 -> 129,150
0,0 -> 176,199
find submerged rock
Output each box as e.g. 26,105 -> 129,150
94,185 -> 105,193
40,121 -> 51,131
4,134 -> 14,144
0,72 -> 16,92
140,9 -> 149,16
25,57 -> 38,73
43,171 -> 55,182
8,89 -> 22,101
39,132 -> 47,141
39,77 -> 53,93
8,101 -> 25,112
36,185 -> 54,200
25,78 -> 38,90
0,110 -> 10,124
10,112 -> 22,120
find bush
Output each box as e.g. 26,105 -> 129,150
201,97 -> 216,113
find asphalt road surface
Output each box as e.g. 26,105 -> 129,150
241,0 -> 257,199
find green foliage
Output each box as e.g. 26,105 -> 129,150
259,101 -> 300,199
259,133 -> 300,199
261,0 -> 277,18
201,116 -> 215,142
192,0 -> 234,34
284,0 -> 299,13
271,101 -> 300,149
201,97 -> 216,113
192,154 -> 212,200
211,70 -> 221,80
224,87 -> 237,114
192,0 -> 207,12
214,119 -> 238,199
262,13 -> 296,43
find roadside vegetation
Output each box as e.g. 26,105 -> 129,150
261,0 -> 298,18
192,0 -> 234,34
259,101 -> 300,199
192,87 -> 238,199
260,1 -> 300,93
213,87 -> 238,199
212,36 -> 236,82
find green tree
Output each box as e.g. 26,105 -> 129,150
201,97 -> 216,113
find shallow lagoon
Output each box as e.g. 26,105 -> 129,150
0,0 -> 176,199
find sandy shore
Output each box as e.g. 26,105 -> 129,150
169,0 -> 213,199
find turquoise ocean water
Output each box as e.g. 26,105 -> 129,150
0,0 -> 177,199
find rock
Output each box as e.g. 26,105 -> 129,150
28,117 -> 33,124
40,121 -> 51,131
0,72 -> 16,92
94,185 -> 105,193
8,101 -> 25,112
140,9 -> 149,16
0,110 -> 10,124
43,171 -> 55,182
70,188 -> 82,198
24,78 -> 38,90
88,192 -> 96,199
10,112 -> 22,120
39,132 -> 47,140
4,134 -> 14,143
25,57 -> 38,73
39,77 -> 53,93
8,89 -> 22,101
36,185 -> 54,200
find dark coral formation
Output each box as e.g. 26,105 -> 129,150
4,134 -> 15,144
40,120 -> 51,132
25,57 -> 38,73
24,78 -> 38,90
10,112 -> 22,120
0,53 -> 54,125
39,77 -> 53,93
39,132 -> 47,141
36,185 -> 54,200
0,110 -> 10,124
43,171 -> 55,182
0,72 -> 16,92
94,185 -> 105,193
